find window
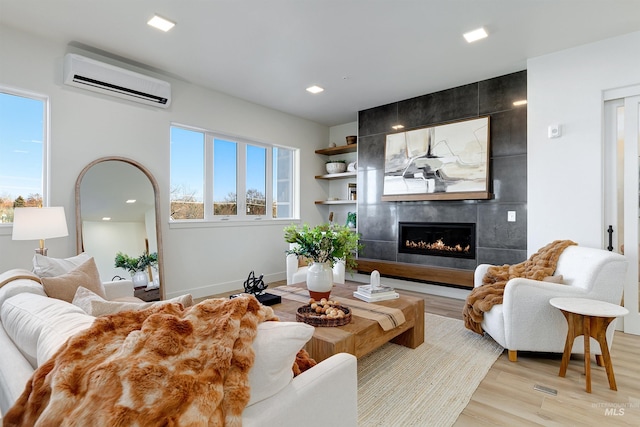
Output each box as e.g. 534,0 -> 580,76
170,125 -> 297,223
0,88 -> 48,224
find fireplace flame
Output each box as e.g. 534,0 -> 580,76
405,238 -> 470,254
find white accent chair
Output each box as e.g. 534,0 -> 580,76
474,246 -> 628,362
286,246 -> 345,285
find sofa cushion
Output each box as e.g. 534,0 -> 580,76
0,269 -> 41,288
247,321 -> 315,406
32,252 -> 91,278
41,258 -> 107,303
1,293 -> 94,368
72,286 -> 193,316
0,278 -> 47,310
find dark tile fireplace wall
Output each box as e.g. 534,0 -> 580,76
357,70 -> 527,275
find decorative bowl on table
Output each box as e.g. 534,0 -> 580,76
296,301 -> 352,327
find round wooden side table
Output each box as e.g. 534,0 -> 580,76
549,297 -> 628,393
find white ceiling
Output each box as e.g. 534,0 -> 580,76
1,1 -> 639,126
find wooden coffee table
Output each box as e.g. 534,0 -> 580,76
271,281 -> 424,362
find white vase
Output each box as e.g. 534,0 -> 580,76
131,271 -> 148,288
306,262 -> 333,300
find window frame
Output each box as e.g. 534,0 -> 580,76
0,85 -> 50,234
169,123 -> 299,228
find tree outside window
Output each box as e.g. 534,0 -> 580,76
0,89 -> 46,223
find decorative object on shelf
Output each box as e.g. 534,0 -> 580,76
346,135 -> 357,145
284,223 -> 362,299
347,161 -> 357,172
348,183 -> 357,200
353,270 -> 399,302
329,142 -> 337,148
114,251 -> 158,288
325,160 -> 347,174
346,212 -> 356,229
382,116 -> 491,201
232,270 -> 281,306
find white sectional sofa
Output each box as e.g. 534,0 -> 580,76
0,270 -> 358,425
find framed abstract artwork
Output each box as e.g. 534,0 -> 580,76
381,116 -> 491,201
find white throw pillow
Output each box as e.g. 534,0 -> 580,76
72,286 -> 193,316
33,252 -> 91,278
247,321 -> 315,406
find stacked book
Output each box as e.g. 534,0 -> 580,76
353,284 -> 399,302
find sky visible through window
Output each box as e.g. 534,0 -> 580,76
171,127 -> 267,203
0,92 -> 44,206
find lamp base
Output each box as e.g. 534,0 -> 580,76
35,247 -> 48,256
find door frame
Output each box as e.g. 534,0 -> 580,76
604,85 -> 640,334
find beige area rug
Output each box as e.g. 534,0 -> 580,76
357,313 -> 503,426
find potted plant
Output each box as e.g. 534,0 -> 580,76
114,251 -> 158,287
284,223 -> 361,298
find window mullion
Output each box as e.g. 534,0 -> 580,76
204,133 -> 214,220
237,142 -> 247,219
265,148 -> 273,219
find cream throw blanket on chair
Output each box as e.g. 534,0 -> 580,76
463,240 -> 576,335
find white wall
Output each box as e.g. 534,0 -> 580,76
0,24 -> 330,298
527,31 -> 640,253
82,221 -> 147,282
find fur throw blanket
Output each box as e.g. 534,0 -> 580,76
463,240 -> 576,335
4,295 -> 279,427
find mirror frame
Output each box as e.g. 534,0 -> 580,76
75,156 -> 165,299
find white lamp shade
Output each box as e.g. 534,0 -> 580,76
12,207 -> 69,241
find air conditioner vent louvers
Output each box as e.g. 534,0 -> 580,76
71,75 -> 168,104
63,53 -> 171,108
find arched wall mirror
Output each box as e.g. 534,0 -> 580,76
75,157 -> 164,300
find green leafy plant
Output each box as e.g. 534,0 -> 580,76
114,251 -> 158,274
284,223 -> 362,271
325,159 -> 346,164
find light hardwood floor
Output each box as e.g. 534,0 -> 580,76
204,283 -> 640,425
402,288 -> 640,426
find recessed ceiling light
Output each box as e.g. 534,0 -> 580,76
147,15 -> 175,32
513,100 -> 528,106
306,85 -> 324,94
463,27 -> 488,43
392,124 -> 405,130
126,199 -> 137,204
102,217 -> 111,221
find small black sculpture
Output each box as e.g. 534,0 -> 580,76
232,270 -> 281,306
244,271 -> 268,295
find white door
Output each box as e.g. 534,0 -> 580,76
604,91 -> 640,334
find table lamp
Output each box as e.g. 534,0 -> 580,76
12,207 -> 69,256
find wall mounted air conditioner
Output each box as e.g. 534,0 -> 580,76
63,53 -> 171,108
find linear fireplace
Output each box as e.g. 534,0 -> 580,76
398,222 -> 476,259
